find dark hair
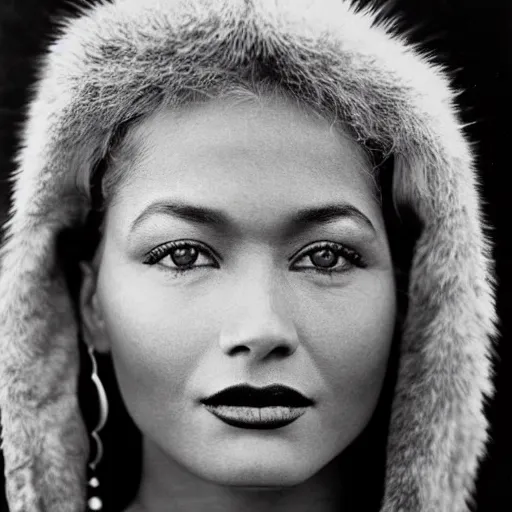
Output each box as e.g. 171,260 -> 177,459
57,227 -> 143,512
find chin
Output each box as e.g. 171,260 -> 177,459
192,455 -> 320,488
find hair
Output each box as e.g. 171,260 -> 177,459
65,80 -> 421,512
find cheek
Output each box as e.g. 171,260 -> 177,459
299,273 -> 396,405
95,265 -> 221,413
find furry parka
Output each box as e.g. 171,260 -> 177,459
0,0 -> 497,511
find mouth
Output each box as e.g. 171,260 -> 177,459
200,384 -> 314,430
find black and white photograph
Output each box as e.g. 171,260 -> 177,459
0,1 -> 509,511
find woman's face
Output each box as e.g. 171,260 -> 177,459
81,95 -> 396,487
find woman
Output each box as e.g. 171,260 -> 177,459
0,1 -> 497,511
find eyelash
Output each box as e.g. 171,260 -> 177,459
143,240 -> 220,272
290,241 -> 367,274
142,240 -> 366,276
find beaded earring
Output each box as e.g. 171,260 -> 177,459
87,344 -> 109,511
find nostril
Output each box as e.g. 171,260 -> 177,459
272,345 -> 292,357
227,345 -> 251,356
225,342 -> 292,358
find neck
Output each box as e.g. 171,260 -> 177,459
126,434 -> 380,512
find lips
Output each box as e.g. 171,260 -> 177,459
200,383 -> 314,408
200,384 -> 314,430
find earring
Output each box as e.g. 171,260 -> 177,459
87,344 -> 109,511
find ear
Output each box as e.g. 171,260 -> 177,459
79,261 -> 110,353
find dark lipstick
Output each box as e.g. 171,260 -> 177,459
200,384 -> 314,430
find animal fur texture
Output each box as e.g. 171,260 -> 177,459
0,0 -> 497,510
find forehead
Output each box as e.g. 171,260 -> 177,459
106,95 -> 381,231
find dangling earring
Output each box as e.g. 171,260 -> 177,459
87,343 -> 109,511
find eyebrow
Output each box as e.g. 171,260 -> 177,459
131,202 -> 230,232
292,204 -> 376,234
130,200 -> 376,235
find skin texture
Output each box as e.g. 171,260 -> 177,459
80,96 -> 397,512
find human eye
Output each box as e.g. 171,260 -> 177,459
289,241 -> 366,275
142,239 -> 220,273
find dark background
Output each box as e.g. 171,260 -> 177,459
0,0 -> 510,510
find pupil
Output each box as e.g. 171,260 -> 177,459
310,248 -> 337,268
171,246 -> 198,267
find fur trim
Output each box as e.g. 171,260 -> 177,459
0,1 -> 497,510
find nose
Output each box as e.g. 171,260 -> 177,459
218,274 -> 299,361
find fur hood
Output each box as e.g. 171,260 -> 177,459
0,0 -> 497,510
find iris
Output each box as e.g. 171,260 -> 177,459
171,246 -> 198,267
310,248 -> 337,268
